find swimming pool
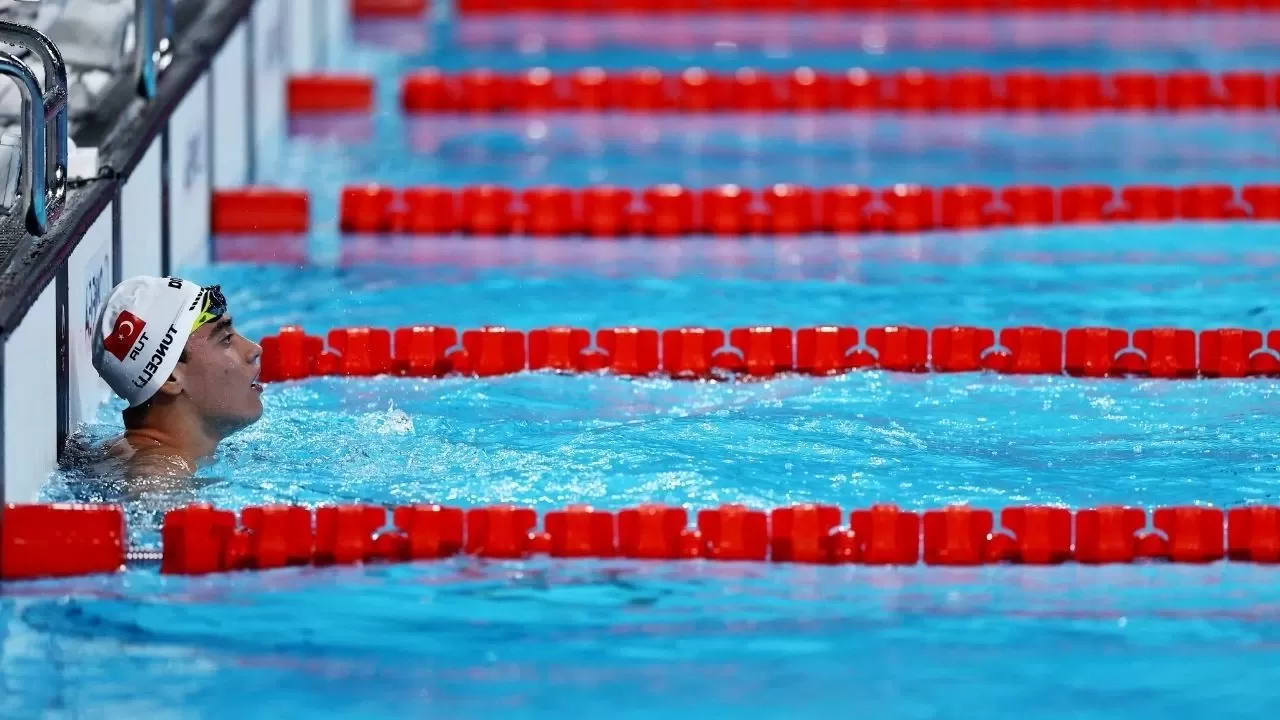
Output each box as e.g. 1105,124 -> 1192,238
15,7 -> 1280,718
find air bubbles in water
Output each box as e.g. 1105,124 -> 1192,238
358,401 -> 415,436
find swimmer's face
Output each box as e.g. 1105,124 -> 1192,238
176,312 -> 264,434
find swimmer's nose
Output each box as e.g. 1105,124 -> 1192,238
239,334 -> 262,365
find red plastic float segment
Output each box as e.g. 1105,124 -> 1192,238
1227,506 -> 1280,563
795,326 -> 859,375
1111,71 -> 1160,111
1059,185 -> 1115,223
1074,506 -> 1145,564
787,67 -> 833,111
722,327 -> 794,377
459,185 -> 515,235
567,67 -> 616,111
992,327 -> 1064,374
460,327 -> 526,377
1119,185 -> 1177,221
697,505 -> 768,561
1055,72 -> 1108,112
314,505 -> 385,565
1064,327 -> 1128,377
239,506 -> 313,569
851,505 -> 920,565
642,185 -> 695,236
944,71 -> 996,112
514,67 -> 563,111
1178,184 -> 1239,220
465,506 -> 538,559
820,185 -> 874,233
1164,71 -> 1218,111
1123,328 -> 1197,378
456,69 -> 511,113
618,505 -> 689,559
923,506 -> 993,566
1,504 -> 126,580
770,504 -> 843,563
882,184 -> 935,232
401,68 -> 454,112
352,0 -> 428,18
522,186 -> 580,236
939,185 -> 995,229
1000,506 -> 1072,564
676,68 -> 727,112
544,505 -> 615,558
1220,72 -> 1268,110
328,328 -> 393,377
662,327 -> 726,378
392,505 -> 465,559
1003,71 -> 1051,112
1198,328 -> 1263,378
1242,185 -> 1280,219
835,68 -> 882,110
729,68 -> 778,111
701,185 -> 753,236
402,187 -> 457,234
259,326 -> 324,382
762,184 -> 816,234
393,326 -> 458,377
581,186 -> 634,237
1152,506 -> 1225,563
340,185 -> 396,234
529,327 -> 591,372
1000,185 -> 1055,225
161,505 -> 237,575
287,75 -> 374,114
891,69 -> 940,112
621,68 -> 670,112
596,328 -> 661,375
930,326 -> 996,372
864,326 -> 928,372
211,189 -> 309,235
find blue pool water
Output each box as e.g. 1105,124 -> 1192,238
16,10 -> 1280,719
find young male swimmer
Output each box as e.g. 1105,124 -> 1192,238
92,276 -> 263,487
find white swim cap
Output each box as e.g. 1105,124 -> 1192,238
92,276 -> 205,407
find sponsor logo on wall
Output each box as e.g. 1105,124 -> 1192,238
185,131 -> 205,192
81,252 -> 109,345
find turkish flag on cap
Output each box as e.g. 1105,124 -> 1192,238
103,310 -> 146,361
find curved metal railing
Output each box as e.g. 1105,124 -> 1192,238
0,21 -> 68,236
135,0 -> 173,99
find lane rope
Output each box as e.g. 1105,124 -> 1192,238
259,325 -> 1280,382
6,502 -> 1279,580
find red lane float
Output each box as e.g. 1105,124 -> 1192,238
362,70 -> 1280,115
258,325 -> 1280,382
352,0 -> 428,18
212,189 -> 310,235
329,183 -> 1280,239
1,504 -> 126,580
288,75 -> 375,114
6,501 -> 1280,580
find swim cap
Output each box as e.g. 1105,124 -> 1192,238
92,276 -> 205,407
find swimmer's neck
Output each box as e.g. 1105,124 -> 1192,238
123,402 -> 225,469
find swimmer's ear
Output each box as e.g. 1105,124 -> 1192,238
155,367 -> 185,399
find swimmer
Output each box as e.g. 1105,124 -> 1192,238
91,276 -> 262,489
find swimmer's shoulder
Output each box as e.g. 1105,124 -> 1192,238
104,433 -> 195,481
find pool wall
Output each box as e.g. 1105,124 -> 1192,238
0,0 -> 348,504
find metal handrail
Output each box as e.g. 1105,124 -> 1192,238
135,0 -> 173,99
0,22 -> 68,236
